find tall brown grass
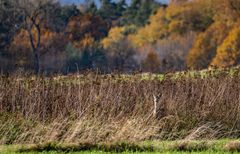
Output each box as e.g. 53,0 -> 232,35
0,73 -> 240,144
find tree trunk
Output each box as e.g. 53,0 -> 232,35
28,24 -> 41,74
33,48 -> 40,74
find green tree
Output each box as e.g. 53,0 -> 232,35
86,1 -> 98,15
122,0 -> 162,26
43,3 -> 80,32
98,0 -> 120,24
116,0 -> 127,14
59,4 -> 80,24
0,0 -> 23,49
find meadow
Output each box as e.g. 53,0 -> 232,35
0,67 -> 240,153
1,140 -> 240,153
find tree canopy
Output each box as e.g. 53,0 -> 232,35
2,0 -> 240,74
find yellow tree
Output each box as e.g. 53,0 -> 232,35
211,26 -> 240,67
166,0 -> 213,34
101,25 -> 137,48
186,22 -> 231,69
10,0 -> 58,74
66,13 -> 109,49
9,28 -> 59,69
101,27 -> 126,49
129,0 -> 214,47
101,26 -> 137,71
212,0 -> 240,22
128,8 -> 168,47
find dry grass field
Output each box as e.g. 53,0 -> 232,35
0,68 -> 240,153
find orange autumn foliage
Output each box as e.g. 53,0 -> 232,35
187,22 -> 231,69
211,25 -> 240,67
66,14 -> 108,42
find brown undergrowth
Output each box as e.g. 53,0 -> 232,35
0,73 -> 240,144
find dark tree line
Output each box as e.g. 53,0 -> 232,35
0,0 -> 166,74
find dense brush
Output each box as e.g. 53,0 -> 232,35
0,71 -> 240,144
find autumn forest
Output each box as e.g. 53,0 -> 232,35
1,0 -> 240,74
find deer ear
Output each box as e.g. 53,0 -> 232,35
157,93 -> 163,100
